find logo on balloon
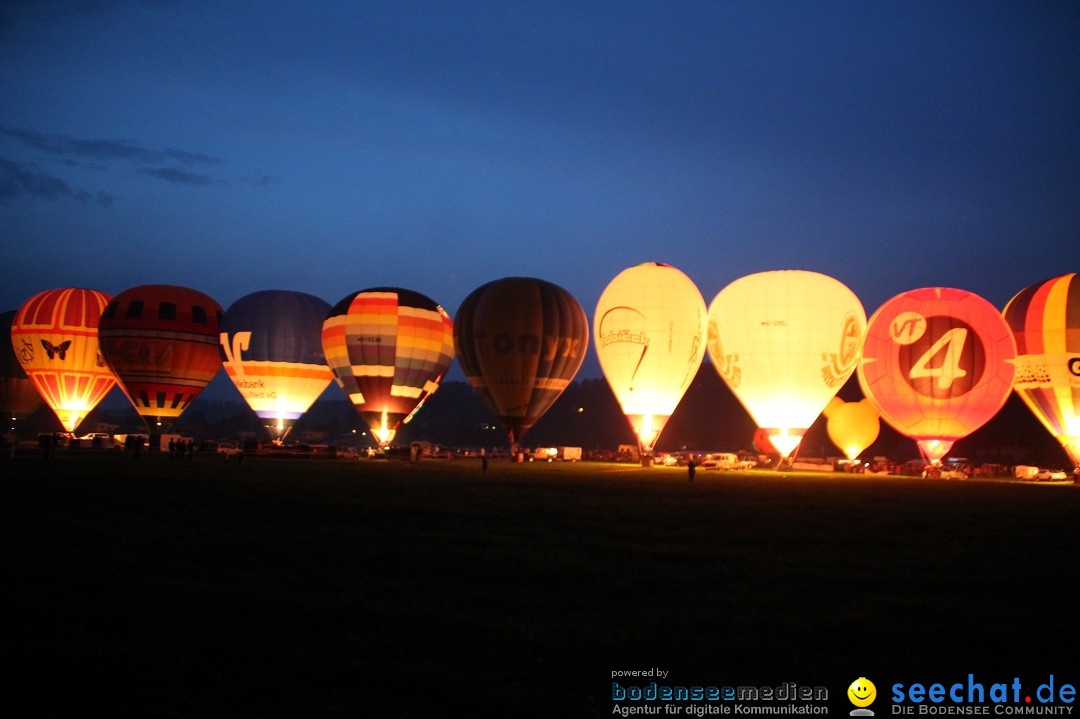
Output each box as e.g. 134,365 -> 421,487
105,339 -> 176,366
491,332 -> 583,360
598,306 -> 649,348
41,339 -> 72,361
1070,357 -> 1080,377
707,318 -> 741,388
890,311 -> 928,344
685,334 -> 702,370
17,339 -> 34,364
597,307 -> 651,389
822,313 -> 863,388
897,316 -> 985,399
220,331 -> 252,372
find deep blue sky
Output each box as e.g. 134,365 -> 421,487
2,1 -> 1078,380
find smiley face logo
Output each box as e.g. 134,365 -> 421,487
848,677 -> 876,708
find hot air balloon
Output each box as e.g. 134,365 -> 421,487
220,290 -> 334,442
706,270 -> 865,459
99,285 -> 223,431
454,277 -> 589,447
1,310 -> 46,428
322,287 -> 454,447
10,289 -> 116,433
752,427 -> 779,457
594,262 -> 706,461
858,287 -> 1016,466
824,397 -> 880,461
1002,273 -> 1080,470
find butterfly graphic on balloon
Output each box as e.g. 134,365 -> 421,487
41,339 -> 72,361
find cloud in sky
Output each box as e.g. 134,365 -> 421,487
0,127 -> 240,193
136,167 -> 216,186
0,156 -> 114,206
1,127 -> 223,166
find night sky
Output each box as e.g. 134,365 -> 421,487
2,1 -> 1078,380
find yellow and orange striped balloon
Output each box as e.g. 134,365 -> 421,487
10,288 -> 116,432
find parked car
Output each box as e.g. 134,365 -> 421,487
1014,465 -> 1040,480
700,452 -> 756,470
923,466 -> 967,479
1036,468 -> 1069,481
655,452 -> 681,466
77,432 -> 118,449
216,441 -> 242,457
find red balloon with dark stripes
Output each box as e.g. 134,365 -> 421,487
99,285 -> 223,431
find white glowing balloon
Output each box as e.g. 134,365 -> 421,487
706,270 -> 865,458
595,262 -> 707,454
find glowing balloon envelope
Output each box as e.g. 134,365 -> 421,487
454,277 -> 589,445
10,289 -> 116,432
594,262 -> 706,455
858,287 -> 1016,465
322,287 -> 454,447
753,428 -> 779,457
99,285 -> 223,430
707,270 -> 865,458
1002,273 -> 1080,469
824,397 -> 880,461
220,290 -> 334,441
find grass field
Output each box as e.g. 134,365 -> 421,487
4,452 -> 1079,717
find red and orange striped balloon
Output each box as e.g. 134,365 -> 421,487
1003,273 -> 1080,469
10,288 -> 116,432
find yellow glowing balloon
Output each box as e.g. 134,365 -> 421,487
707,270 -> 865,458
594,262 -> 707,454
824,397 -> 880,460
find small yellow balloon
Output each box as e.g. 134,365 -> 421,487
827,399 -> 881,461
848,677 -> 877,708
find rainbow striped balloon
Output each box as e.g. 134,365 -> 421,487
1003,273 -> 1080,469
322,287 -> 454,447
10,288 -> 116,432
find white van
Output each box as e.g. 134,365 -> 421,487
701,453 -> 756,470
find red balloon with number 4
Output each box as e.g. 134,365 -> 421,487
857,288 -> 1016,464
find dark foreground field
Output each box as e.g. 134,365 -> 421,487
4,453 -> 1079,717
